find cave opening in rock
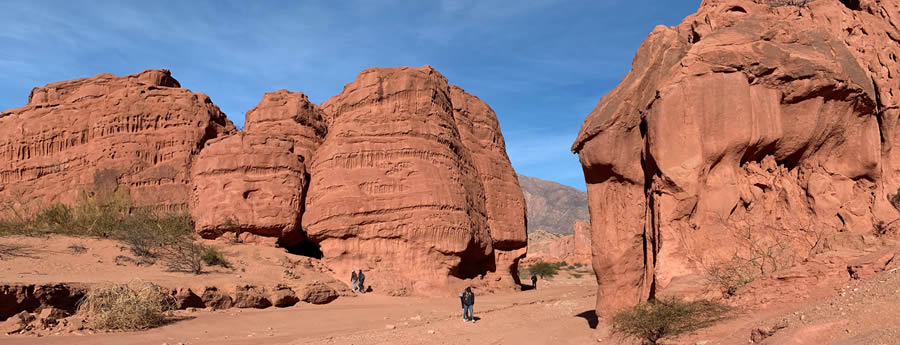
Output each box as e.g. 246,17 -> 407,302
283,239 -> 323,259
839,0 -> 862,11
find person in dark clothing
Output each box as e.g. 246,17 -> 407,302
531,274 -> 538,289
351,271 -> 359,292
460,287 -> 475,322
357,269 -> 366,293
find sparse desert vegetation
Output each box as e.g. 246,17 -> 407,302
0,189 -> 228,275
77,282 -> 175,330
611,297 -> 731,345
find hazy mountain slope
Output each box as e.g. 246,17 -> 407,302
517,175 -> 588,235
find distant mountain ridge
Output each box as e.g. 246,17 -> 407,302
517,175 -> 589,235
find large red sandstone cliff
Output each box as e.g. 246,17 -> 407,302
0,66 -> 527,296
573,0 -> 900,314
304,66 -> 525,295
0,69 -> 235,209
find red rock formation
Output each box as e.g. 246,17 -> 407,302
526,221 -> 591,265
243,89 -> 327,162
189,134 -> 306,245
450,86 -> 528,285
572,0 -> 900,314
303,66 -> 511,295
189,90 -> 326,245
572,220 -> 591,264
0,69 -> 234,209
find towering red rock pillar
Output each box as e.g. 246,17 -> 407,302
303,66 -> 496,295
450,86 -> 528,286
572,0 -> 900,314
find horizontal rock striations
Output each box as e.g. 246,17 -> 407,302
304,66 -> 501,295
1,66 -> 527,296
572,0 -> 900,314
0,69 -> 235,209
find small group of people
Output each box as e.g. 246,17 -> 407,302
350,269 -> 366,293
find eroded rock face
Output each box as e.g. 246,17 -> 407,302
0,69 -> 235,209
243,89 -> 327,162
572,0 -> 900,313
190,134 -> 307,245
525,221 -> 591,264
304,66 -> 499,295
450,86 -> 528,285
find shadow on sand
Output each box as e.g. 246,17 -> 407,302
575,310 -> 599,329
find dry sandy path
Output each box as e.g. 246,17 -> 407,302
5,284 -> 606,345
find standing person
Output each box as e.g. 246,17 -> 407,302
461,287 -> 475,322
357,269 -> 366,293
531,274 -> 538,289
351,271 -> 359,292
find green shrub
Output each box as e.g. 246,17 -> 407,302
529,262 -> 560,278
201,246 -> 229,268
567,265 -> 576,270
611,297 -> 730,345
78,282 -> 175,330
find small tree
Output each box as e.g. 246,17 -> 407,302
529,262 -> 559,278
611,297 -> 730,345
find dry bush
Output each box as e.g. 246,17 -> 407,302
705,257 -> 758,296
162,239 -> 205,274
78,282 -> 175,330
611,297 -> 731,345
68,243 -> 88,254
769,0 -> 811,7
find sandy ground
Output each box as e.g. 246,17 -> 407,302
3,235 -> 900,345
4,283 -> 605,345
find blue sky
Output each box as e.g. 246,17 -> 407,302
0,0 -> 700,191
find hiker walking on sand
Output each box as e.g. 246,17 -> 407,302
531,274 -> 538,289
460,287 -> 475,322
351,271 -> 359,292
357,269 -> 366,293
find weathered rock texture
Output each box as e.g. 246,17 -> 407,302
450,86 -> 528,285
189,90 -> 325,244
190,134 -> 307,245
2,66 -> 526,296
304,66 -> 526,295
526,220 -> 592,264
518,175 -> 590,235
572,0 -> 900,314
243,89 -> 327,162
0,69 -> 235,209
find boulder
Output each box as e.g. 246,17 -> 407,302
190,134 -> 307,244
172,288 -> 204,309
0,69 -> 235,208
297,281 -> 338,305
232,285 -> 272,309
0,311 -> 34,335
572,0 -> 900,314
271,286 -> 300,307
200,287 -> 232,310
